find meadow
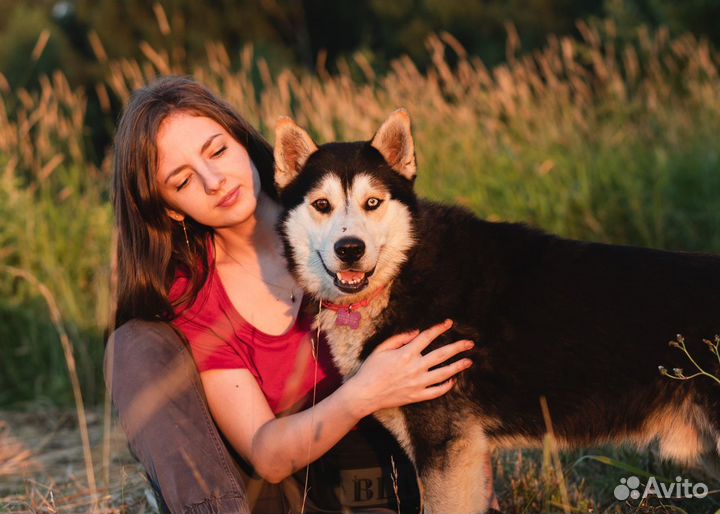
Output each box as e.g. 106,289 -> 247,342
1,18 -> 720,513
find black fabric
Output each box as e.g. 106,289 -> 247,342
302,419 -> 420,512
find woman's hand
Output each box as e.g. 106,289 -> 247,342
204,319 -> 473,483
341,319 -> 474,418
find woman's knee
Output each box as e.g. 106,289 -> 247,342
105,320 -> 249,512
105,320 -> 187,388
105,320 -> 196,448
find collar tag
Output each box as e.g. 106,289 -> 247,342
335,308 -> 362,329
322,283 -> 389,330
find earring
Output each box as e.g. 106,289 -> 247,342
182,220 -> 191,251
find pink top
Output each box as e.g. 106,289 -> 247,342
170,244 -> 341,414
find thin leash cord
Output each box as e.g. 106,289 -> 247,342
300,298 -> 322,513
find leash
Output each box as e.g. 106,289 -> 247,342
300,284 -> 388,511
300,298 -> 322,514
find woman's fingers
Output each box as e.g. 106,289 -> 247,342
360,322 -> 476,411
407,319 -> 454,353
376,329 -> 420,351
417,378 -> 457,401
423,339 -> 474,368
424,357 -> 473,386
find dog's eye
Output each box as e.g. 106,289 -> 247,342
365,197 -> 383,211
311,198 -> 331,213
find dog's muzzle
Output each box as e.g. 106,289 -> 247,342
318,248 -> 375,294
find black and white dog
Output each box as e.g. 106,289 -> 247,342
273,110 -> 720,513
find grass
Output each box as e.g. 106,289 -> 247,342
3,411 -> 718,513
2,14 -> 720,513
4,19 -> 720,406
0,409 -> 151,513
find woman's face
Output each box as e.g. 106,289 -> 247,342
155,112 -> 262,228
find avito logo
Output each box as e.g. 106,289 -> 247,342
614,476 -> 708,501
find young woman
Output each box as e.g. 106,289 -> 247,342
107,76 -> 475,513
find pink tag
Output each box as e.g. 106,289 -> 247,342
335,309 -> 361,329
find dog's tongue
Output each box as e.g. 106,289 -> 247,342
337,271 -> 365,283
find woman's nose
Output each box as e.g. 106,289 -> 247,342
200,165 -> 226,194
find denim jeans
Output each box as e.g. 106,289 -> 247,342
105,320 -> 419,514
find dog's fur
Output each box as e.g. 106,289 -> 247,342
273,110 -> 720,513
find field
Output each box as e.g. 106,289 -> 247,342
2,19 -> 720,513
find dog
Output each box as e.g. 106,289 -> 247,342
272,110 -> 720,513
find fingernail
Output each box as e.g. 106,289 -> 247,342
463,359 -> 473,367
444,319 -> 453,327
464,341 -> 475,349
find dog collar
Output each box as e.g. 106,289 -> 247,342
321,284 -> 388,330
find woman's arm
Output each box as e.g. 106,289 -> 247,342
201,320 -> 473,483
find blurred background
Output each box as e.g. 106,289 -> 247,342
2,1 -> 720,512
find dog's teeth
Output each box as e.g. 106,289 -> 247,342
337,270 -> 366,285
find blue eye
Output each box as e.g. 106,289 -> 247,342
365,197 -> 383,210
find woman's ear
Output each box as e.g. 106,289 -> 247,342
166,208 -> 185,222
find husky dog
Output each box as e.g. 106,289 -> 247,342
273,110 -> 720,513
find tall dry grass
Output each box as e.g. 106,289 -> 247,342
2,16 -> 720,512
5,18 -> 720,405
1,68 -> 112,406
102,21 -> 720,248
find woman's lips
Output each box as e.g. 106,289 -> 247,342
216,186 -> 240,208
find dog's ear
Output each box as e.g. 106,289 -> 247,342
370,109 -> 416,181
274,117 -> 318,190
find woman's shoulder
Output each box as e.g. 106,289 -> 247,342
171,266 -> 223,326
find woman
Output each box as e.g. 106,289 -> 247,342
107,76 -> 474,513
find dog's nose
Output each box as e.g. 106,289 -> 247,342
334,237 -> 365,263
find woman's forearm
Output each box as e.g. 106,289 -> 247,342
249,379 -> 368,483
203,323 -> 469,484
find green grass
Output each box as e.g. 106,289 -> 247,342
2,22 -> 720,406
495,445 -> 720,513
0,159 -> 111,407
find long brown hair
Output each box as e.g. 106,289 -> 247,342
112,76 -> 275,328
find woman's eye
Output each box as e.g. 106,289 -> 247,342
365,197 -> 383,210
211,146 -> 227,158
311,199 -> 331,213
176,177 -> 191,191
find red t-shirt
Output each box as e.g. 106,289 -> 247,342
170,245 -> 341,414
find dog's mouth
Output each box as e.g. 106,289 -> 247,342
334,270 -> 369,293
318,252 -> 375,294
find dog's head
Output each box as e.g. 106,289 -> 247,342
274,110 -> 418,303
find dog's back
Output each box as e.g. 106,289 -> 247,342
364,199 -> 720,460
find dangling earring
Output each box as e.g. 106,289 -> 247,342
182,220 -> 191,251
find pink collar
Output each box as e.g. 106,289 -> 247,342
320,284 -> 388,329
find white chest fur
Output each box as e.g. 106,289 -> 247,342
316,290 -> 391,378
373,407 -> 415,461
316,289 -> 416,460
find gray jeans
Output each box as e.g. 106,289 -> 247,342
105,320 -> 419,514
